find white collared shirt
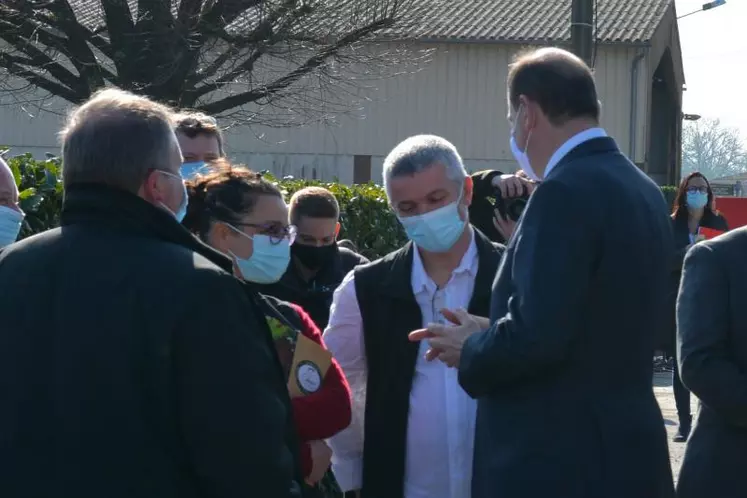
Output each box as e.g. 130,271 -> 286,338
323,230 -> 479,498
544,127 -> 607,178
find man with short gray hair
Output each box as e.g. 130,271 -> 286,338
323,134 -> 505,498
0,88 -> 303,498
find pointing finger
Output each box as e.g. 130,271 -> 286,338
441,308 -> 462,325
408,328 -> 433,342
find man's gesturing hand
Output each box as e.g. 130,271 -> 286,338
408,308 -> 488,368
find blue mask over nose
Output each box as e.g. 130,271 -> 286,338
686,191 -> 708,209
0,206 -> 23,248
180,161 -> 208,180
397,190 -> 466,252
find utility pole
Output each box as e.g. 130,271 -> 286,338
571,0 -> 594,68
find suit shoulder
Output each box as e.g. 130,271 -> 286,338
705,225 -> 747,251
338,246 -> 369,267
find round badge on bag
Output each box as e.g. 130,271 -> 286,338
295,360 -> 323,395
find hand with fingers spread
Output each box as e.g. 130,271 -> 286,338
408,308 -> 489,368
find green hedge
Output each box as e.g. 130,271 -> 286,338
4,152 -> 406,260
5,152 -> 679,259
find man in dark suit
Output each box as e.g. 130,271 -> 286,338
676,227 -> 747,498
411,47 -> 675,498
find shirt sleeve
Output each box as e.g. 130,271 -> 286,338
290,304 -> 352,442
321,270 -> 367,492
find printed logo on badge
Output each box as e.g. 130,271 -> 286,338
295,360 -> 323,395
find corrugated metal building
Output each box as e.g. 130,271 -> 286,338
0,0 -> 685,185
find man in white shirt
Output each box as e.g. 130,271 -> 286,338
322,135 -> 505,498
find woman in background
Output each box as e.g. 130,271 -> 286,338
667,172 -> 728,442
182,159 -> 352,495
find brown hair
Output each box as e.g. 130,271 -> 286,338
672,171 -> 714,220
173,112 -> 225,155
288,186 -> 340,225
508,47 -> 600,126
182,158 -> 282,241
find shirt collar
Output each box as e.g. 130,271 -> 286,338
544,127 -> 607,178
410,227 -> 478,295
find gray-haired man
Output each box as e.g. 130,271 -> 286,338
323,135 -> 505,498
0,89 -> 302,498
0,157 -> 23,248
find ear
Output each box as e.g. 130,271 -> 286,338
462,176 -> 474,207
207,221 -> 234,255
139,170 -> 167,205
524,99 -> 539,130
334,221 -> 341,238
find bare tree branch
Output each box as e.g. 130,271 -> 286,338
0,0 -> 430,127
683,118 -> 747,179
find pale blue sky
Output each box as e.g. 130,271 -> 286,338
675,0 -> 746,140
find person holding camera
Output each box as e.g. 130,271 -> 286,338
469,170 -> 536,244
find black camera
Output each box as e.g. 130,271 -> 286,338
493,184 -> 530,222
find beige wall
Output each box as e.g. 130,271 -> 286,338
0,42 -> 653,184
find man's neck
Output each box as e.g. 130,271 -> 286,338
419,227 -> 473,288
533,118 -> 600,178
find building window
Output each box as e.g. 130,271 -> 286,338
353,155 -> 371,184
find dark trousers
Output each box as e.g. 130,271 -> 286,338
673,347 -> 692,424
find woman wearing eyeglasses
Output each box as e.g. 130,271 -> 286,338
665,171 -> 728,443
182,160 -> 352,495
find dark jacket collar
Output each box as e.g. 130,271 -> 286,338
61,183 -> 233,273
377,228 -> 502,300
546,136 -> 620,180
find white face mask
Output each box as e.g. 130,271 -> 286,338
509,105 -> 540,181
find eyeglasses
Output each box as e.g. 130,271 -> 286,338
686,186 -> 708,194
234,222 -> 297,245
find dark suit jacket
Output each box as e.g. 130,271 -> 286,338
661,211 -> 728,353
458,136 -> 675,498
676,227 -> 747,498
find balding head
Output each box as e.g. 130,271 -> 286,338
0,157 -> 19,211
60,88 -> 181,193
507,47 -> 600,126
0,156 -> 23,247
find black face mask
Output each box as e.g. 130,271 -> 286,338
292,242 -> 339,270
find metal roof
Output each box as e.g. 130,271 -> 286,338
66,0 -> 673,45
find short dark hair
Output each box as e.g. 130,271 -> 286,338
289,187 -> 340,225
508,47 -> 600,126
173,112 -> 225,155
182,158 -> 282,241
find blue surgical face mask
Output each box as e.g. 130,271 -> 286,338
398,190 -> 466,253
0,205 -> 23,248
227,225 -> 291,284
180,161 -> 208,180
686,191 -> 708,209
157,170 -> 189,223
510,105 -> 540,182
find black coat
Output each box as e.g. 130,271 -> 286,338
0,184 -> 303,498
676,227 -> 747,498
660,211 -> 729,353
459,137 -> 675,498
